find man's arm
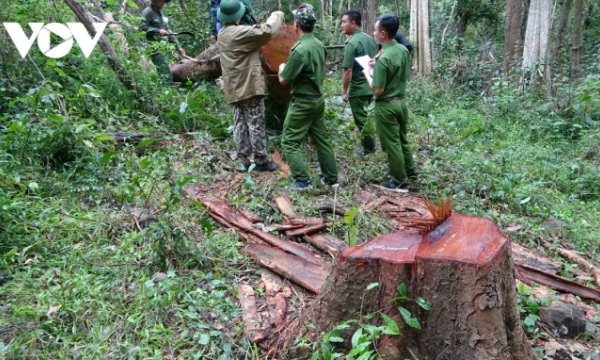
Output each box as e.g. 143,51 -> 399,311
342,68 -> 352,100
362,59 -> 385,96
341,43 -> 355,101
235,11 -> 285,51
279,49 -> 303,85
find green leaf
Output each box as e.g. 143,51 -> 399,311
518,282 -> 526,294
126,0 -> 138,9
144,280 -> 155,288
502,179 -> 512,192
394,283 -> 409,301
177,176 -> 193,187
79,88 -> 85,96
139,158 -> 151,168
4,248 -> 18,260
244,176 -> 254,189
381,314 -> 400,335
99,151 -> 120,165
136,138 -> 161,149
416,297 -> 432,310
199,219 -> 213,236
96,135 -> 113,141
198,334 -> 210,345
398,306 -> 421,330
366,282 -> 379,290
523,313 -> 539,328
47,113 -> 63,122
351,328 -> 363,348
581,95 -> 592,102
526,299 -> 539,315
344,208 -> 357,225
322,343 -> 332,360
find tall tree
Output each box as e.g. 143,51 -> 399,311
522,0 -> 554,80
553,0 -> 572,60
409,0 -> 431,75
571,0 -> 583,69
503,0 -> 524,74
361,0 -> 377,34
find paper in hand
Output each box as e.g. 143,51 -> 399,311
355,55 -> 373,76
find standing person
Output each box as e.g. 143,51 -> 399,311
139,0 -> 186,85
340,10 -> 378,158
210,0 -> 256,43
217,0 -> 285,171
278,4 -> 339,189
362,15 -> 417,193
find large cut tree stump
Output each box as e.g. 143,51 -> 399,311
279,213 -> 536,359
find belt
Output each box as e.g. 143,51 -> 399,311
375,95 -> 405,102
293,94 -> 322,100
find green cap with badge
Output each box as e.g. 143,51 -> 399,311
293,3 -> 317,25
217,0 -> 246,24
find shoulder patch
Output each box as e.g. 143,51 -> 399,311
373,49 -> 384,60
344,35 -> 352,44
290,41 -> 300,51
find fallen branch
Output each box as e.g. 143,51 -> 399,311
515,263 -> 600,302
541,240 -> 600,287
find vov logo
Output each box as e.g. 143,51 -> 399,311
3,23 -> 108,59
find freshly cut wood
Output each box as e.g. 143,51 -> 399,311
272,149 -> 292,176
237,284 -> 267,343
261,270 -> 290,328
316,202 -> 348,217
362,196 -> 389,210
512,243 -> 562,274
541,241 -> 600,287
289,217 -> 328,226
243,244 -> 329,294
198,195 -> 327,266
279,213 -> 535,359
240,209 -> 264,223
286,223 -> 331,237
515,263 -> 600,302
274,195 -> 297,222
304,233 -> 346,254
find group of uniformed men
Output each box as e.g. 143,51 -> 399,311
139,0 -> 415,193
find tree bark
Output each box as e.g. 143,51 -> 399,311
571,0 -> 583,69
278,214 -> 537,359
361,0 -> 377,34
522,0 -> 553,81
440,0 -> 458,49
455,13 -> 469,54
63,0 -> 137,92
410,0 -> 431,75
503,0 -> 524,74
553,0 -> 571,60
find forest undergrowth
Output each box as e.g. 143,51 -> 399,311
1,65 -> 599,358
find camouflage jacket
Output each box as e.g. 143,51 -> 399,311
139,5 -> 181,49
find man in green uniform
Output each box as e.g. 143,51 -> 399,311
363,15 -> 416,193
278,4 -> 338,190
139,0 -> 186,85
340,10 -> 378,157
210,0 -> 256,43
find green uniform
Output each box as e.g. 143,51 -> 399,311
280,33 -> 338,184
342,29 -> 378,152
139,5 -> 181,85
371,41 -> 416,184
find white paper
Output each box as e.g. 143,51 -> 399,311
355,55 -> 372,71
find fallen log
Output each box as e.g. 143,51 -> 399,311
243,243 -> 329,294
278,213 -> 536,359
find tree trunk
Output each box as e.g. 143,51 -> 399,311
553,0 -> 571,60
278,214 -> 537,359
522,0 -> 553,81
361,0 -> 377,34
410,0 -> 431,75
63,0 -> 137,93
521,0 -> 531,42
440,0 -> 458,49
320,0 -> 326,26
571,0 -> 583,69
455,13 -> 469,54
503,0 -> 524,74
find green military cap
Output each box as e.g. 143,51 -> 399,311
293,3 -> 317,25
218,0 -> 246,24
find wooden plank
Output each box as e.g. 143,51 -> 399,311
512,243 -> 562,274
304,233 -> 347,254
286,223 -> 331,237
237,284 -> 267,343
243,244 -> 329,294
274,196 -> 297,217
515,264 -> 600,302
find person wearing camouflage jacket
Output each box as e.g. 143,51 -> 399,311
139,0 -> 185,85
217,0 -> 285,171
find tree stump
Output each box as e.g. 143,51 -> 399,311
279,213 -> 536,359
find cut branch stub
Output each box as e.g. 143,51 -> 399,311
279,213 -> 536,360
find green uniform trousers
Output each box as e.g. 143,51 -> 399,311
349,95 -> 376,153
282,97 -> 338,184
375,99 -> 416,184
151,52 -> 173,85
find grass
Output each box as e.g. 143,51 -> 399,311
1,74 -> 599,359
